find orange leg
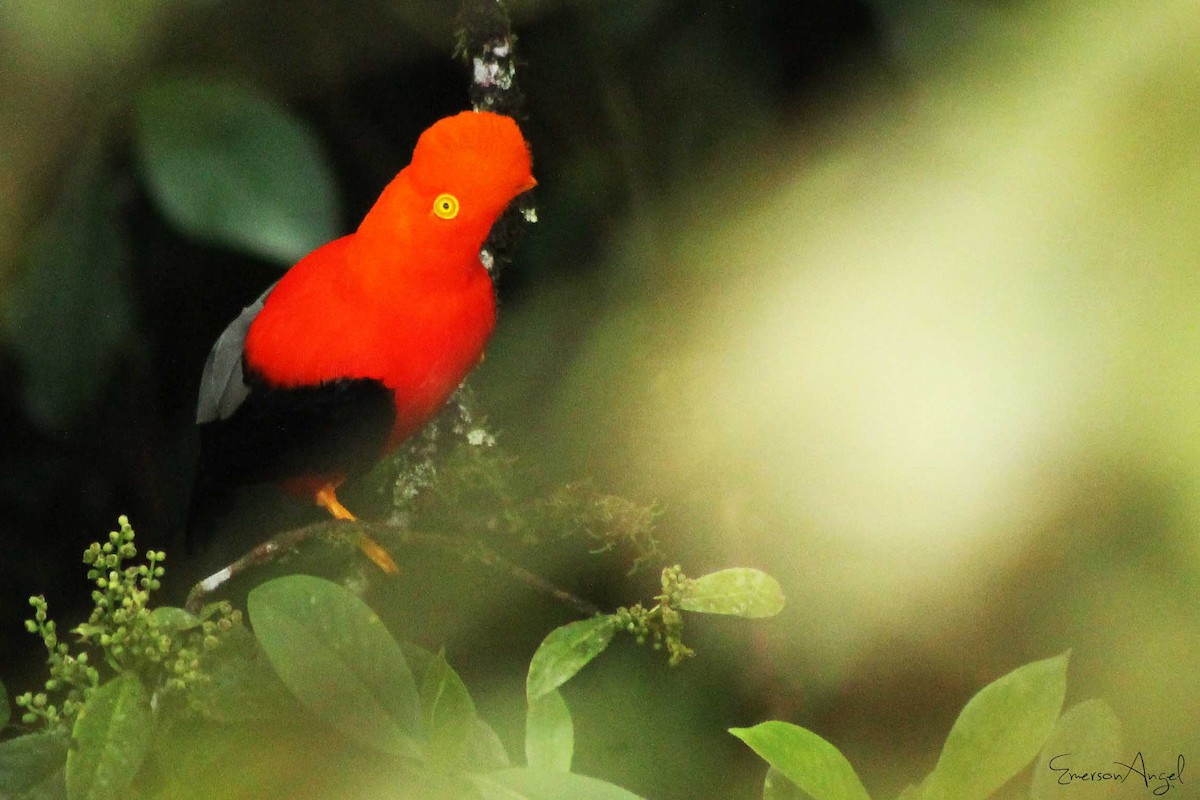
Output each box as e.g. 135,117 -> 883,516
315,484 -> 357,520
314,483 -> 399,575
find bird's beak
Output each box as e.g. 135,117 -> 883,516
520,175 -> 538,193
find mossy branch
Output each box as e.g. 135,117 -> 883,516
184,520 -> 600,617
455,0 -> 535,277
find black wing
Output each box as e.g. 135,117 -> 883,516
187,288 -> 395,550
196,370 -> 396,489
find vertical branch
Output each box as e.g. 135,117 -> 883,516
455,0 -> 536,279
383,3 -> 536,511
455,0 -> 524,116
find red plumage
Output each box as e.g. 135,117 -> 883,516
189,111 -> 535,569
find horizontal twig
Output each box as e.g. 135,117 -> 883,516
185,519 -> 601,618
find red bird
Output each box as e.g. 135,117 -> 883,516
188,111 -> 536,572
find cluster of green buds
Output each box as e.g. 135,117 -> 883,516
151,601 -> 243,694
655,565 -> 695,666
17,516 -> 243,729
613,565 -> 697,667
75,515 -> 168,666
15,595 -> 99,725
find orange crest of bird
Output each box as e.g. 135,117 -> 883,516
188,111 -> 536,572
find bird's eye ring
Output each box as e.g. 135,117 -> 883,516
433,193 -> 459,220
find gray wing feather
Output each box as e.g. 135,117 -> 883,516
196,284 -> 276,424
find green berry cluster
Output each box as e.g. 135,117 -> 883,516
77,517 -> 164,638
15,595 -> 98,725
614,565 -> 697,667
16,515 -> 243,730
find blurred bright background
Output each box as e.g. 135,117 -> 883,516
2,1 -> 1198,798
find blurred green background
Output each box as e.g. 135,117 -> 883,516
2,1 -> 1198,798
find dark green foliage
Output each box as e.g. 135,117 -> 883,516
4,142 -> 132,431
247,575 -> 423,758
921,653 -> 1069,800
419,649 -> 478,771
184,625 -> 295,724
0,732 -> 68,797
731,722 -> 871,800
15,516 -> 241,733
525,689 -> 573,772
734,653 -> 1078,800
1,523 -> 663,799
0,513 -> 1124,800
65,674 -> 152,800
134,76 -> 340,265
521,564 -> 789,699
676,568 -> 786,618
526,615 -> 621,703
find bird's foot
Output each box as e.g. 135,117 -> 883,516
315,484 -> 357,520
314,484 -> 399,575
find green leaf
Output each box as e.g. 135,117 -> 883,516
134,75 -> 339,264
401,640 -> 437,680
1030,699 -> 1122,800
247,574 -> 421,758
419,649 -> 478,770
676,568 -> 785,618
763,767 -> 808,800
4,140 -> 132,430
525,689 -> 573,772
922,652 -> 1069,800
188,626 -> 297,722
471,767 -> 645,800
526,616 -> 619,702
19,768 -> 66,800
0,732 -> 68,795
465,718 -> 511,772
730,722 -> 870,800
65,674 -> 153,800
144,716 -> 313,800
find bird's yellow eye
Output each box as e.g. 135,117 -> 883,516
433,193 -> 459,220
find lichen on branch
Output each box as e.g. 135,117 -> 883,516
454,0 -> 536,279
